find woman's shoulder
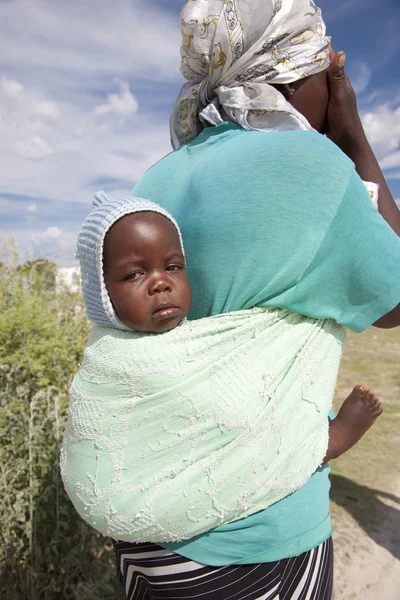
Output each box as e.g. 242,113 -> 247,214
241,129 -> 354,171
237,129 -> 356,200
134,126 -> 356,206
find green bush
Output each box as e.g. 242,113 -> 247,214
0,243 -> 123,599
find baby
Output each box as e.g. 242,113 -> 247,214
61,192 -> 382,543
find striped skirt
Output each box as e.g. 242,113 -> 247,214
113,537 -> 333,600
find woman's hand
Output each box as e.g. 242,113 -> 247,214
326,47 -> 368,156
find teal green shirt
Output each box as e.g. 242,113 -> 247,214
133,123 -> 400,564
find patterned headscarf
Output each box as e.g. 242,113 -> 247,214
170,0 -> 330,148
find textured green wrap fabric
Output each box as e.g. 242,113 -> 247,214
61,308 -> 346,543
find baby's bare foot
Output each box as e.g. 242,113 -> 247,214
324,385 -> 383,463
337,385 -> 383,429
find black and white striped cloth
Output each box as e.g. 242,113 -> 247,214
113,537 -> 333,599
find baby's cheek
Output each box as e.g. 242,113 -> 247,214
130,298 -> 153,328
113,291 -> 136,321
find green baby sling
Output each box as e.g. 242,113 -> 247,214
61,308 -> 345,542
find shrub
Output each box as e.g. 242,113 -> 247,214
0,243 -> 122,599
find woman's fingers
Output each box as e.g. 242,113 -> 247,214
326,49 -> 364,149
328,43 -> 336,63
328,51 -> 347,94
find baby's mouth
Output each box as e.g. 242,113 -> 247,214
152,303 -> 181,321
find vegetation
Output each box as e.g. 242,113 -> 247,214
1,241 -> 397,599
0,243 -> 122,599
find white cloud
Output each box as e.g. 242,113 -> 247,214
0,71 -> 172,203
362,90 -> 382,106
0,75 -> 62,130
0,76 -> 23,98
46,226 -> 62,239
349,61 -> 372,95
0,196 -> 45,219
32,101 -> 61,121
0,0 -> 181,90
14,136 -> 54,160
380,151 -> 400,171
93,81 -> 138,119
362,103 -> 400,170
0,225 -> 79,262
33,226 -> 62,243
0,0 -> 183,259
0,0 -> 182,260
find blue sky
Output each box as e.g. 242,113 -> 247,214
1,0 -> 399,262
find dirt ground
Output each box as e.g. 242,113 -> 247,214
331,327 -> 400,600
331,480 -> 400,600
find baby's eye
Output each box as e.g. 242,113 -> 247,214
166,264 -> 184,272
123,271 -> 144,281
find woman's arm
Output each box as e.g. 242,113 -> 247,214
326,50 -> 400,237
326,49 -> 400,328
372,304 -> 400,329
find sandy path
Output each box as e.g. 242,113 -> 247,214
331,480 -> 400,600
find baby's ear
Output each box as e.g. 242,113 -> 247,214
93,190 -> 113,208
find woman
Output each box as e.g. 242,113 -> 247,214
115,1 -> 400,598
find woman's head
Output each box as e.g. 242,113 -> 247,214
171,0 -> 331,147
275,69 -> 330,134
77,192 -> 192,333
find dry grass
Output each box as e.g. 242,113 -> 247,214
333,326 -> 400,491
331,326 -> 400,599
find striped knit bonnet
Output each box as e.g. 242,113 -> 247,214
76,191 -> 184,331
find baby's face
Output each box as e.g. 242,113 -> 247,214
103,212 -> 192,333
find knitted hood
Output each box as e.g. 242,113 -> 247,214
76,191 -> 184,330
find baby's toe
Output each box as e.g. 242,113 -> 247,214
372,400 -> 383,417
352,385 -> 367,399
361,390 -> 376,410
365,390 -> 374,402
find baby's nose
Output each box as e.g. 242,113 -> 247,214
150,277 -> 172,294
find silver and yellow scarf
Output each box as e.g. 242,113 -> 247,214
171,0 -> 330,148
